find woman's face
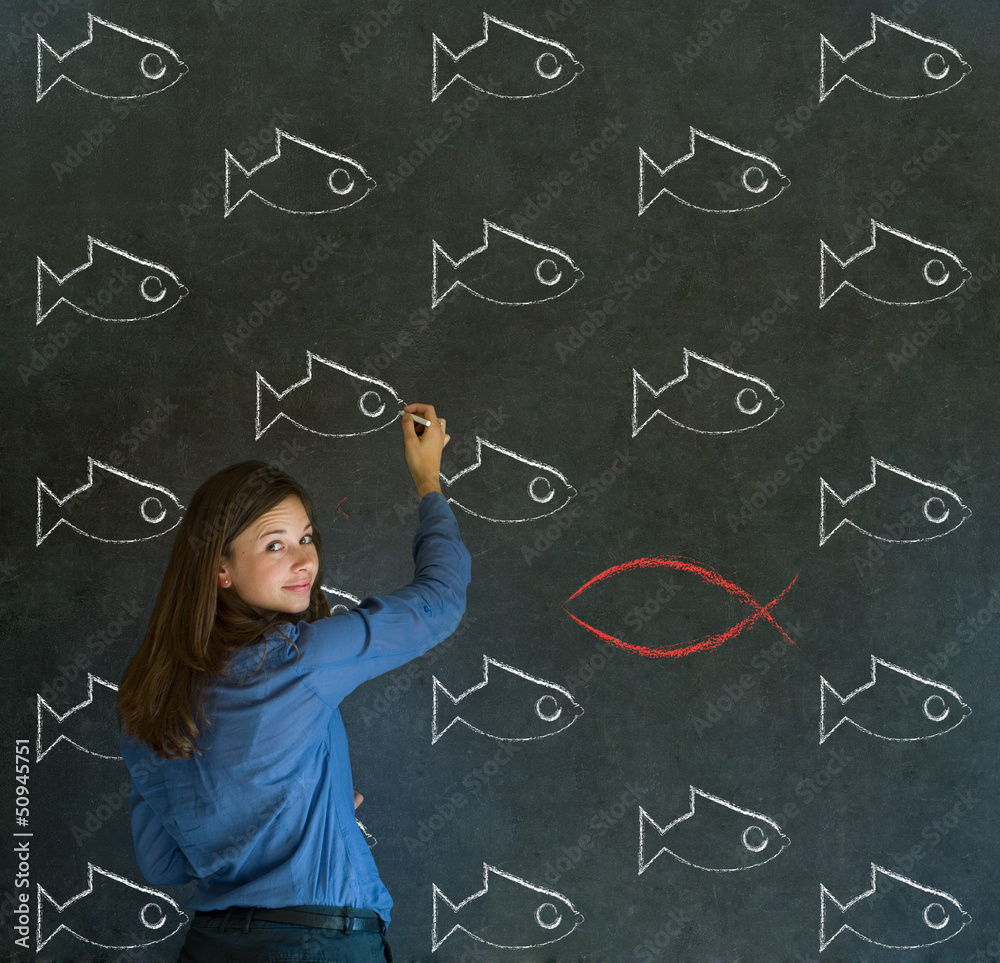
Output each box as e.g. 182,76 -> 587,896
219,495 -> 318,615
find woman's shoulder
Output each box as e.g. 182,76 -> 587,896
223,626 -> 301,680
254,614 -> 358,663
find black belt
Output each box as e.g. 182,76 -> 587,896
195,905 -> 384,933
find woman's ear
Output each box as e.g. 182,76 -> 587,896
218,564 -> 232,589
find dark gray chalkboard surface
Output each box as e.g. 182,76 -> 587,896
3,0 -> 999,960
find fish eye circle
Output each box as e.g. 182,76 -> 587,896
735,387 -> 762,415
923,496 -> 950,524
923,694 -> 951,722
742,824 -> 769,853
923,258 -> 950,286
923,902 -> 950,930
141,53 -> 166,80
140,902 -> 167,929
535,259 -> 562,286
535,52 -> 562,80
923,52 -> 950,80
741,166 -> 769,194
141,497 -> 166,524
528,475 -> 555,504
535,902 -> 563,930
535,694 -> 562,722
358,391 -> 386,419
328,168 -> 355,195
140,275 -> 167,302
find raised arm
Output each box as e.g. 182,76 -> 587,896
290,403 -> 471,702
401,402 -> 449,499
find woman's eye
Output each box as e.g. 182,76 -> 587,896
265,541 -> 283,552
301,534 -> 314,544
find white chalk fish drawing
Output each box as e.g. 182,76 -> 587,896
37,674 -> 120,761
256,353 -> 401,439
432,221 -> 583,307
820,221 -> 969,307
632,351 -> 783,436
37,15 -> 187,102
820,656 -> 970,744
432,13 -> 583,101
820,864 -> 971,951
37,864 -> 188,950
440,437 -> 576,523
37,237 -> 188,325
321,584 -> 362,616
819,15 -> 971,102
638,788 -> 789,874
432,656 -> 583,743
639,129 -> 789,215
432,864 -> 583,950
819,458 -> 970,546
225,130 -> 376,216
37,459 -> 184,546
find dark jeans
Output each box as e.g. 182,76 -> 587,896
178,906 -> 392,963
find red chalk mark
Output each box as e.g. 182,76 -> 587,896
336,497 -> 349,519
563,556 -> 800,659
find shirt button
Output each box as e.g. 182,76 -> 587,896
424,605 -> 431,614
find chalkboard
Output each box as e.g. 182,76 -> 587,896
3,0 -> 1000,960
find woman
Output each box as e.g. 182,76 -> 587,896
118,404 -> 471,962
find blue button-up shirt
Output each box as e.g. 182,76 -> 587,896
120,492 -> 471,920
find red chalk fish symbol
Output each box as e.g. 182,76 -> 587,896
563,557 -> 798,658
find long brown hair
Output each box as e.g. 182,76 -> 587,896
118,462 -> 331,759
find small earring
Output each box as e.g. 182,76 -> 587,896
222,578 -> 230,587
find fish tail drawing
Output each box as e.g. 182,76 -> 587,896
819,883 -> 848,951
36,258 -> 67,324
255,373 -> 283,439
631,369 -> 663,436
730,571 -> 800,648
431,883 -> 462,950
637,148 -> 665,216
431,240 -> 461,307
36,478 -> 66,546
818,35 -> 849,101
224,150 -> 253,216
819,477 -> 850,545
637,807 -> 668,874
819,240 -> 847,307
431,35 -> 462,101
36,35 -> 67,101
819,677 -> 848,743
431,677 -> 462,743
36,695 -> 63,760
36,883 -> 67,949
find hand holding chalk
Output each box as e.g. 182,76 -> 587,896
402,403 -> 449,499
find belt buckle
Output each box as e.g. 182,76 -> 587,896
343,914 -> 354,933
